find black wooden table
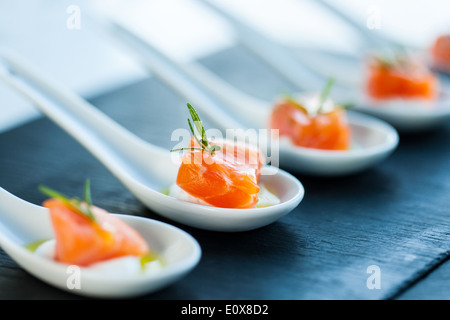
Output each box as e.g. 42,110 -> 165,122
0,46 -> 449,300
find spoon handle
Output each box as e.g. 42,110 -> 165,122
177,61 -> 270,129
0,187 -> 51,243
194,0 -> 362,102
0,50 -> 166,182
107,20 -> 245,131
313,0 -> 398,50
193,0 -> 325,92
104,19 -> 270,129
315,0 -> 385,48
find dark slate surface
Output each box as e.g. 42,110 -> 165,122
0,46 -> 449,300
397,258 -> 450,300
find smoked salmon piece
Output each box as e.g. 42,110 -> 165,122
41,183 -> 149,266
176,138 -> 263,209
269,96 -> 351,151
366,53 -> 438,100
431,34 -> 450,73
172,103 -> 264,209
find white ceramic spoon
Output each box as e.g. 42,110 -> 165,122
0,50 -> 304,232
294,0 -> 450,130
0,186 -> 201,298
107,21 -> 399,176
196,0 -> 450,132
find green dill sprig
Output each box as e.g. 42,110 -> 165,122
338,101 -> 355,110
318,77 -> 335,113
372,46 -> 412,71
373,53 -> 394,68
39,179 -> 96,222
170,103 -> 221,155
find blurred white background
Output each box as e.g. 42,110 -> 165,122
1,0 -> 449,132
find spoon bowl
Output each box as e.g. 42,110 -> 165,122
0,50 -> 304,232
352,94 -> 450,132
276,111 -> 399,176
134,166 -> 303,232
0,187 -> 201,298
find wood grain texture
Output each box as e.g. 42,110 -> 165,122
0,46 -> 449,300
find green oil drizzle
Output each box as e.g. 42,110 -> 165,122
139,251 -> 166,272
160,186 -> 170,196
25,239 -> 165,273
24,239 -> 50,252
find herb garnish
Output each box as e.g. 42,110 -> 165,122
39,179 -> 96,222
373,53 -> 394,69
281,78 -> 351,115
318,77 -> 335,113
372,46 -> 412,71
170,103 -> 221,155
